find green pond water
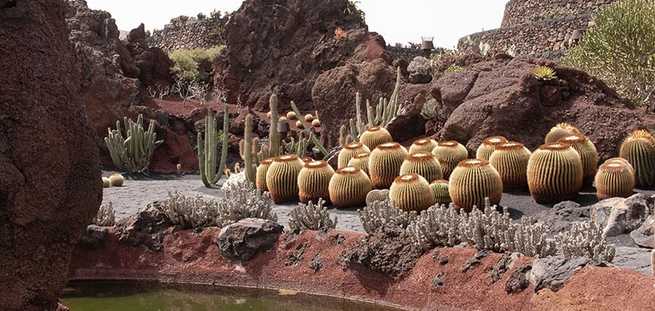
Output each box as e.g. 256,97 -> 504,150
63,281 -> 402,311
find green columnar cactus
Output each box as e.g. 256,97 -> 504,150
369,142 -> 408,189
409,138 -> 438,155
488,141 -> 532,190
269,94 -> 281,157
328,167 -> 373,208
620,129 -> 655,188
544,123 -> 582,144
595,160 -> 635,199
430,180 -> 451,205
197,106 -> 229,188
431,141 -> 468,179
449,159 -> 503,212
297,160 -> 335,203
559,135 -> 599,183
338,142 -> 370,169
347,152 -> 370,174
527,143 -> 584,204
399,152 -> 443,183
266,154 -> 304,203
476,136 -> 509,161
389,174 -> 436,212
105,114 -> 161,174
244,114 -> 256,184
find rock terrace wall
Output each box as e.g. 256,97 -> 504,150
148,14 -> 228,53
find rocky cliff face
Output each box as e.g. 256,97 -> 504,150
148,14 -> 229,53
0,0 -> 102,309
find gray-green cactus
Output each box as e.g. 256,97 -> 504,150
348,67 -> 402,140
269,94 -> 281,157
244,114 -> 256,184
198,106 -> 229,188
105,114 -> 161,174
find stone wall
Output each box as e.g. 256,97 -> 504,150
386,45 -> 426,62
147,14 -> 228,53
502,0 -> 617,28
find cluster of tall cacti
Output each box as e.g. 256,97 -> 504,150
198,106 -> 230,188
105,114 -> 161,174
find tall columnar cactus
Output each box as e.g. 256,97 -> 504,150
369,142 -> 408,189
430,180 -> 451,205
488,141 -> 532,190
559,135 -> 599,183
338,142 -> 370,169
243,114 -> 256,184
619,129 -> 655,188
449,159 -> 503,212
389,174 -> 436,212
297,160 -> 335,203
409,138 -> 438,155
197,106 -> 230,188
348,152 -> 370,174
399,152 -> 443,183
431,141 -> 468,179
256,158 -> 274,192
328,167 -> 372,208
266,154 -> 304,203
105,114 -> 161,174
527,143 -> 584,204
594,160 -> 635,200
359,126 -> 394,150
269,94 -> 281,157
544,123 -> 582,144
476,136 -> 509,161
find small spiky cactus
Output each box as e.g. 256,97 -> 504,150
369,142 -> 408,189
269,94 -> 281,157
449,159 -> 503,212
430,180 -> 451,205
559,135 -> 599,183
389,174 -> 436,212
304,114 -> 315,123
409,138 -> 438,155
527,143 -> 584,204
488,141 -> 532,190
476,136 -> 509,161
337,142 -> 370,169
328,167 -> 372,208
256,158 -> 274,192
109,173 -> 125,187
544,123 -> 582,144
399,152 -> 443,183
287,111 -> 297,120
619,129 -> 655,188
348,152 -> 370,175
297,160 -> 335,203
359,126 -> 393,150
432,141 -> 468,179
278,116 -> 289,134
595,160 -> 635,200
102,177 -> 111,188
266,155 -> 304,203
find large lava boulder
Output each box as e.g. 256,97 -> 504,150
0,1 -> 102,309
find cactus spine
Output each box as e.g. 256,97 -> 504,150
476,136 -> 509,161
595,160 -> 635,200
449,159 -> 503,212
409,138 -> 438,155
338,142 -> 370,169
619,130 -> 655,188
347,152 -> 370,174
266,155 -> 304,204
544,123 -> 582,144
359,126 -> 394,150
527,143 -> 584,204
256,158 -> 274,192
488,141 -> 531,190
328,167 -> 372,208
430,180 -> 451,205
198,107 -> 229,188
369,142 -> 408,189
399,152 -> 443,183
432,141 -> 468,179
269,94 -> 281,157
389,174 -> 436,211
559,135 -> 599,183
298,160 -> 335,203
243,114 -> 256,184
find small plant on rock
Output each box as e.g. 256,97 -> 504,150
532,66 -> 557,81
93,202 -> 116,227
556,221 -> 616,263
288,199 -> 337,233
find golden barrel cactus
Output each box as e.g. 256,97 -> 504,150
359,126 -> 393,150
409,138 -> 438,155
369,142 -> 408,189
328,167 -> 372,208
102,177 -> 111,188
347,152 -> 370,174
606,157 -> 635,175
527,143 -> 584,204
389,174 -> 436,212
619,130 -> 655,188
109,173 -> 125,187
430,180 -> 451,205
449,159 -> 503,212
256,158 -> 274,192
432,141 -> 468,179
399,152 -> 443,183
475,136 -> 508,161
559,135 -> 599,183
337,142 -> 370,169
266,154 -> 304,203
544,123 -> 582,144
298,160 -> 335,203
595,161 -> 635,200
488,141 -> 531,190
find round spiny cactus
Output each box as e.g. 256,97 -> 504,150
476,136 -> 509,161
304,114 -> 315,123
559,135 -> 599,183
256,158 -> 274,192
337,142 -> 370,169
488,141 -> 531,190
619,130 -> 655,188
595,160 -> 635,200
449,159 -> 503,212
389,174 -> 436,212
369,142 -> 408,189
286,111 -> 297,120
359,126 -> 393,150
347,152 -> 370,174
102,177 -> 111,188
432,141 -> 469,179
544,123 -> 582,144
606,157 -> 635,175
302,157 -> 314,163
328,167 -> 372,208
296,120 -> 305,130
298,160 -> 335,203
430,180 -> 451,205
109,173 -> 125,187
277,116 -> 289,133
399,152 -> 443,183
527,143 -> 584,204
266,154 -> 304,203
312,119 -> 321,128
409,138 -> 438,155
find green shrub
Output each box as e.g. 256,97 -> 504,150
169,46 -> 224,82
563,0 -> 655,106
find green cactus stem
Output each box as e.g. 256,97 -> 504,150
197,106 -> 229,188
105,114 -> 161,174
269,94 -> 281,157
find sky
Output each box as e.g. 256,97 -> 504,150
86,0 -> 509,49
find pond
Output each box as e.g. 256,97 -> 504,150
63,281 -> 403,311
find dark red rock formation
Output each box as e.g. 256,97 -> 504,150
0,1 -> 102,310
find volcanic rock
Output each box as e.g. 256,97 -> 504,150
630,215 -> 655,248
217,218 -> 284,261
0,1 -> 102,309
590,194 -> 650,237
407,56 -> 433,84
530,256 -> 589,292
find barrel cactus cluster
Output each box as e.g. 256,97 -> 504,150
399,152 -> 443,183
476,136 -> 508,161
